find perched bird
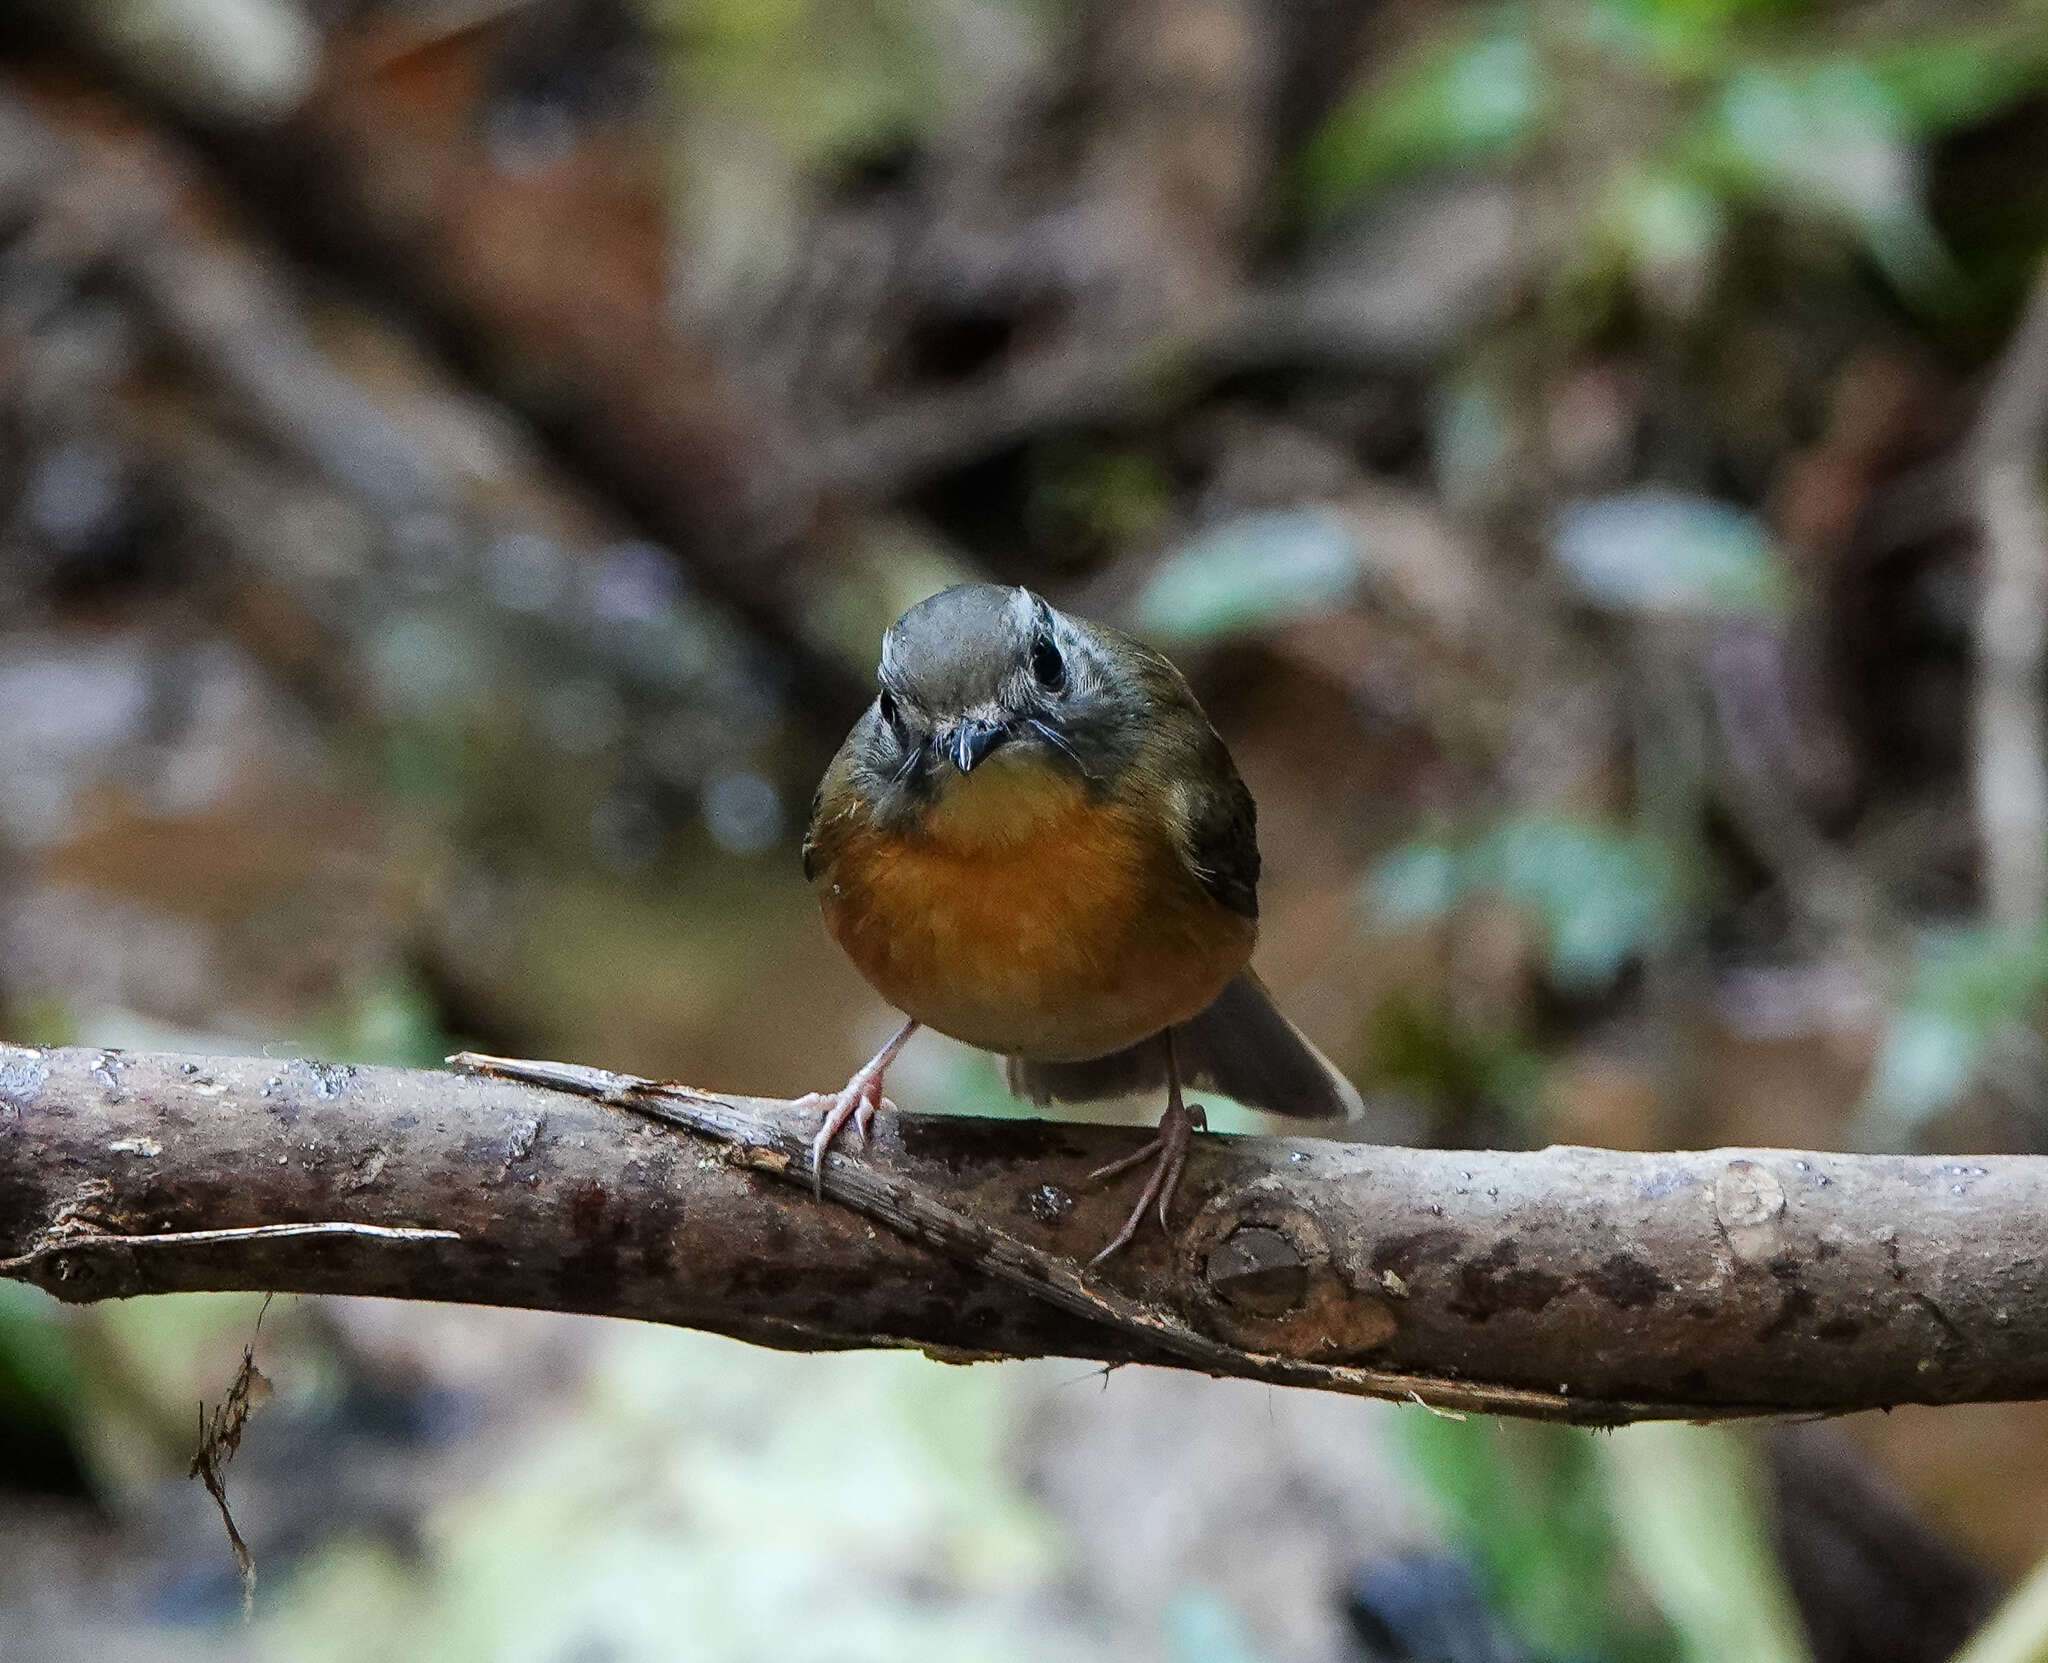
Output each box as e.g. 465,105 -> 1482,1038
802,583 -> 1362,1258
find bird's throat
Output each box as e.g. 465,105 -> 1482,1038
918,749 -> 1088,852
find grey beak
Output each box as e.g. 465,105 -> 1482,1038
948,719 -> 1008,773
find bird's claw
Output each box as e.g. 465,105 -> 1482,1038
804,1071 -> 892,1197
1088,1099 -> 1206,1265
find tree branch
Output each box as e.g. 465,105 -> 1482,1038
2,1042 -> 2043,1424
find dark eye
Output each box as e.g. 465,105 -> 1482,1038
1029,633 -> 1066,692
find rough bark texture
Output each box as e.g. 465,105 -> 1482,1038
2,1042 -> 2043,1424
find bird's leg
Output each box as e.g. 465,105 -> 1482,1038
801,1017 -> 919,1197
1089,1029 -> 1206,1265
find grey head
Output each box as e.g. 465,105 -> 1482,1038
854,583 -> 1149,814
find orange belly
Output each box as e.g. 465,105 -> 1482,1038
817,787 -> 1253,1060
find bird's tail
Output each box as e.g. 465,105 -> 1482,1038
1005,970 -> 1363,1121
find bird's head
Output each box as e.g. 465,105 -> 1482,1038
851,584 -> 1142,841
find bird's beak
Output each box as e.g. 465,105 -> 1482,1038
946,718 -> 1008,774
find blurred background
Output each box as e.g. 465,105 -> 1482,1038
2,0 -> 2047,1657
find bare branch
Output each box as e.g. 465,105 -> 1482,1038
3,1042 -> 2046,1425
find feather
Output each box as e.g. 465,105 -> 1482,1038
1005,969 -> 1363,1121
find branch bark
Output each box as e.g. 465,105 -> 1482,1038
2,1042 -> 2044,1425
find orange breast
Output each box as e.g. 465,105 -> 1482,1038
816,772 -> 1253,1060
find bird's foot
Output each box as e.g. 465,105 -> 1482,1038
798,1071 -> 896,1198
1088,1096 -> 1207,1265
797,1019 -> 920,1200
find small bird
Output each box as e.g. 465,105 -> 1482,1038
802,583 -> 1362,1259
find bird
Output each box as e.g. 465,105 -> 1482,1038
800,582 -> 1362,1260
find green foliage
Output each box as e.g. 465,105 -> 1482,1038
0,1282 -> 84,1436
306,969 -> 452,1070
1369,815 -> 1675,993
646,0 -> 949,168
1599,1424 -> 1813,1663
1404,1416 -> 1811,1663
1861,925 -> 2048,1139
1595,164 -> 1727,284
1864,31 -> 2043,138
1304,28 -> 1545,216
1553,492 -> 1787,618
1,990 -> 75,1048
1431,374 -> 1519,512
0,1282 -> 90,1496
1697,59 -> 1953,296
259,1331 -> 1066,1663
1580,0 -> 1803,77
1401,1411 -> 1677,1662
1130,509 -> 1362,644
1305,0 -> 2048,319
933,1046 -> 1047,1121
1360,990 -> 1545,1124
1029,443 -> 1175,560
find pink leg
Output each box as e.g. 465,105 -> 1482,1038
802,1018 -> 919,1197
1089,1029 -> 1206,1265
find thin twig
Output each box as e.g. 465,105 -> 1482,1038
189,1297 -> 274,1620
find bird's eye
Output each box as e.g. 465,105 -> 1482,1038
1029,633 -> 1066,692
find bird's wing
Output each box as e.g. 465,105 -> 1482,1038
1176,763 -> 1260,920
801,737 -> 862,884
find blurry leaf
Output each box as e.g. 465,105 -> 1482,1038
1359,990 -> 1544,1122
1572,164 -> 1725,327
334,972 -> 451,1069
0,1283 -> 91,1497
1862,926 -> 2048,1137
1609,167 -> 1726,274
0,1282 -> 83,1425
267,1330 -> 1067,1663
798,518 -> 980,673
1478,817 -> 1673,991
1366,843 -> 1462,928
4,990 -> 75,1047
1703,61 -> 1954,295
1601,1424 -> 1812,1663
1554,491 -> 1787,618
1030,443 -> 1174,554
1432,377 -> 1516,512
1401,1413 -> 1677,1662
85,0 -> 322,123
1367,817 -> 1673,993
368,610 -> 496,717
1863,1008 -> 1979,1133
1131,509 -> 1361,644
1912,925 -> 2048,1026
1165,1588 -> 1272,1663
1578,0 -> 1778,77
651,0 -> 946,168
1305,29 -> 1544,214
67,1292 -> 272,1498
1865,35 -> 2042,138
